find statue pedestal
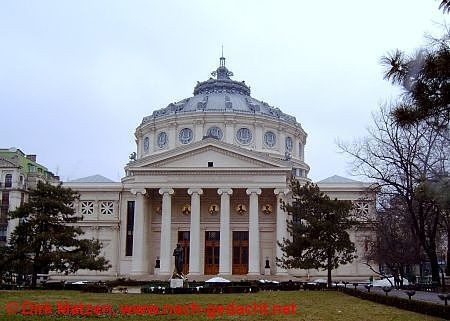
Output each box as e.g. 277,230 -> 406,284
264,268 -> 271,276
170,278 -> 184,288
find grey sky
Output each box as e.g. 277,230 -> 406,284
1,1 -> 447,182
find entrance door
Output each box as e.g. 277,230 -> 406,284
204,231 -> 220,275
232,231 -> 249,274
177,231 -> 190,275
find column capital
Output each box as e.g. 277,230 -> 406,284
246,188 -> 262,195
188,188 -> 203,196
130,188 -> 147,196
217,188 -> 233,196
159,188 -> 174,195
274,188 -> 290,197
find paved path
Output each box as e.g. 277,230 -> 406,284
355,285 -> 449,305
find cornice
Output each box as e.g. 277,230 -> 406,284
128,167 -> 291,176
137,111 -> 306,137
127,138 -> 289,169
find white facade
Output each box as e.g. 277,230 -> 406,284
62,58 -> 376,280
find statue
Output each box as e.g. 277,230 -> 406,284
173,243 -> 184,277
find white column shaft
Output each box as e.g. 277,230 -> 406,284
188,188 -> 203,275
218,188 -> 233,275
247,188 -> 261,275
275,190 -> 288,275
131,192 -> 147,274
159,189 -> 174,274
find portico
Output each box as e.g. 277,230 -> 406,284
127,183 -> 290,276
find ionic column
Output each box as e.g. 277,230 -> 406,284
218,188 -> 233,275
130,188 -> 148,275
187,188 -> 203,275
246,188 -> 262,275
274,188 -> 289,275
159,188 -> 174,275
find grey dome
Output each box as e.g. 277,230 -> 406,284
142,57 -> 298,126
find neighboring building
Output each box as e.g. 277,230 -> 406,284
0,147 -> 59,243
61,57 -> 376,280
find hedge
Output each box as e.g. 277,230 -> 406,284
339,287 -> 450,320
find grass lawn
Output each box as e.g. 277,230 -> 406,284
0,289 -> 444,321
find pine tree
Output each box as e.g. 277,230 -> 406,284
277,180 -> 357,287
381,31 -> 449,127
8,182 -> 110,288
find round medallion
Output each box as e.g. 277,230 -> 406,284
262,204 -> 273,215
285,136 -> 293,152
179,128 -> 193,144
157,132 -> 168,148
236,204 -> 247,215
208,204 -> 219,215
181,204 -> 191,216
236,128 -> 252,145
264,131 -> 276,148
143,137 -> 150,152
206,126 -> 223,140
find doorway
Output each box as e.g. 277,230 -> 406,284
232,231 -> 249,274
177,231 -> 190,275
204,231 -> 220,274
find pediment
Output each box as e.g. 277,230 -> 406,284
0,157 -> 18,168
129,139 -> 288,169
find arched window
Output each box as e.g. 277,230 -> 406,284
4,174 -> 12,188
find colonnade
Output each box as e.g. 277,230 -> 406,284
130,187 -> 289,276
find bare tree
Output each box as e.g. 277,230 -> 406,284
338,106 -> 448,284
365,195 -> 422,287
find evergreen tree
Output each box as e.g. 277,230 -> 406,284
381,31 -> 449,127
277,180 -> 357,287
8,182 -> 110,288
439,0 -> 450,14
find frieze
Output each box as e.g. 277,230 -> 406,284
148,145 -> 275,168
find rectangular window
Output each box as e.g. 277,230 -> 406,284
100,201 -> 114,215
208,161 -> 213,167
80,201 -> 94,215
1,192 -> 9,222
125,201 -> 135,256
4,174 -> 12,188
0,225 -> 6,242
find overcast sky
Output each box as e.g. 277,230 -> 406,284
1,1 -> 448,182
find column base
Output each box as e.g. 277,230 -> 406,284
247,272 -> 262,276
218,271 -> 231,276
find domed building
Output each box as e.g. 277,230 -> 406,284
63,57 -> 375,279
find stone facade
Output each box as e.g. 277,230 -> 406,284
8,57 -> 377,280
0,148 -> 59,244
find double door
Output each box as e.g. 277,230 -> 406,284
177,231 -> 190,275
232,231 -> 249,274
179,230 -> 249,275
204,231 -> 220,274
